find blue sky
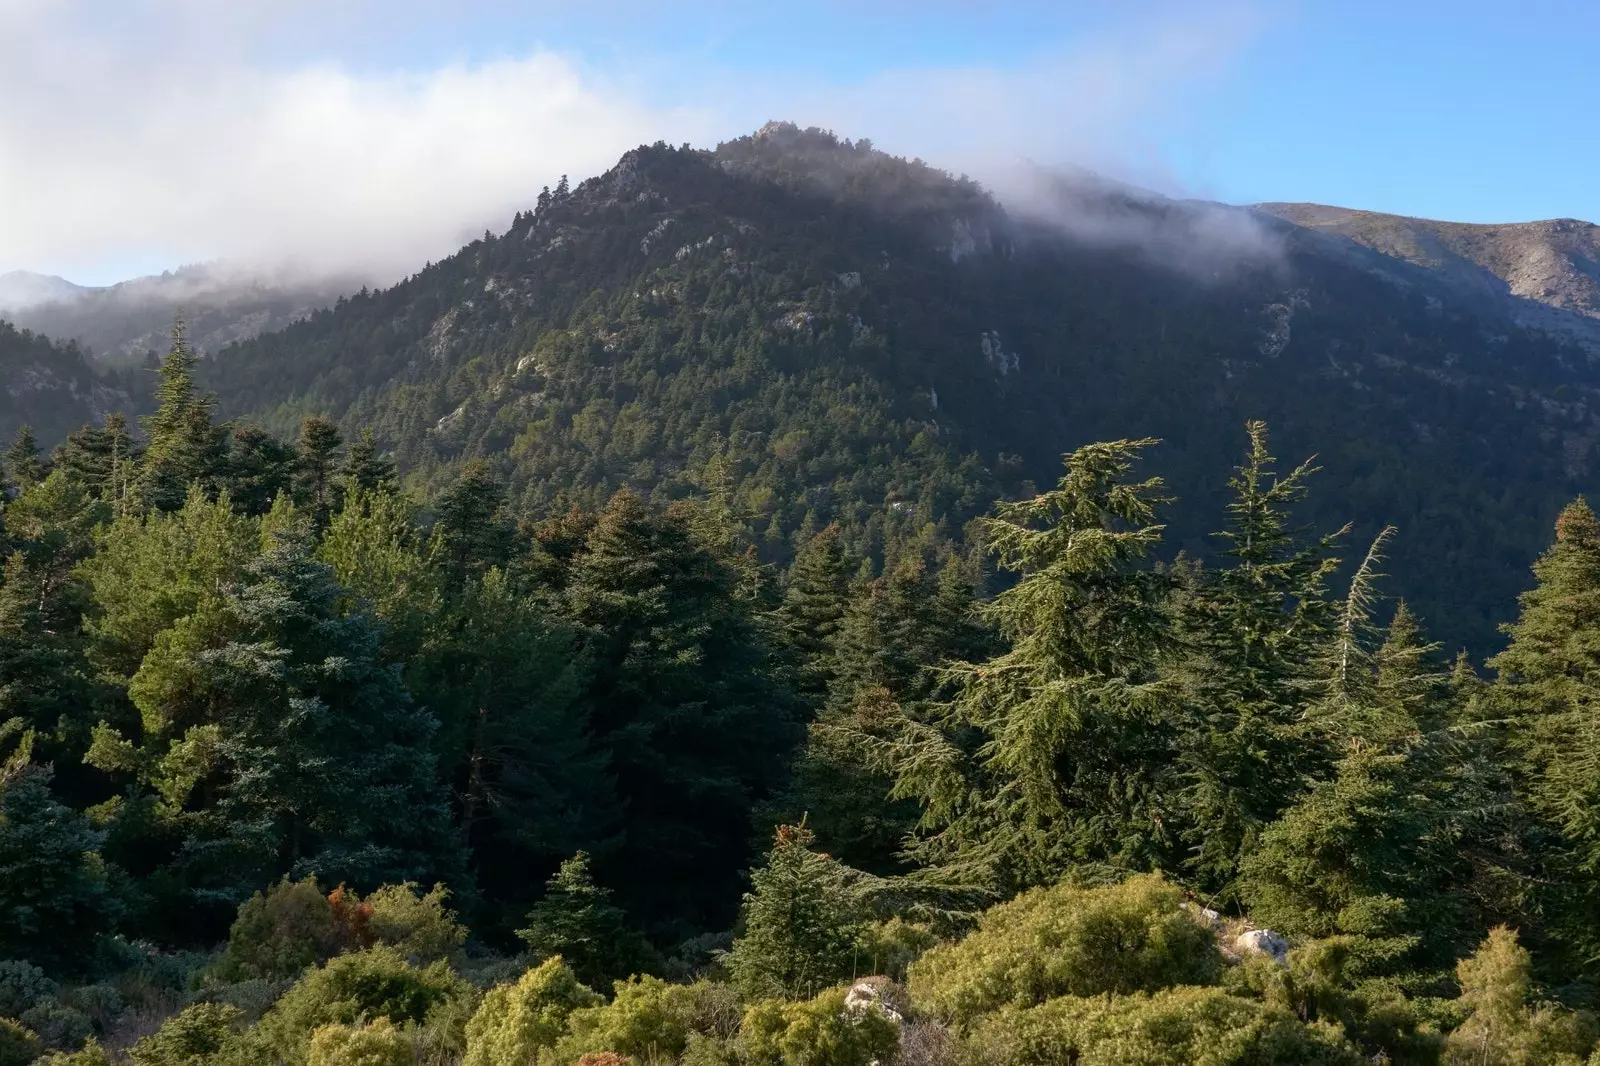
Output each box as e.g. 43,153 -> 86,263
2,0 -> 1596,285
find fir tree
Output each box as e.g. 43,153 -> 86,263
776,524 -> 851,701
55,414 -> 140,513
0,731 -> 114,967
225,425 -> 298,515
562,490 -> 802,934
433,461 -> 516,587
1177,421 -> 1346,890
409,567 -> 610,902
295,415 -> 343,525
340,429 -> 396,495
878,439 -> 1180,890
135,319 -> 230,513
3,426 -> 45,493
124,526 -> 460,903
1487,498 -> 1600,960
517,852 -> 645,988
724,823 -> 866,1001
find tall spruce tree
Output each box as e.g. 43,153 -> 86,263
561,490 -> 802,935
775,524 -> 851,703
135,319 -> 230,513
3,426 -> 45,494
55,414 -> 140,513
295,415 -> 343,526
875,439 -> 1180,891
1487,498 -> 1600,961
1176,421 -> 1345,891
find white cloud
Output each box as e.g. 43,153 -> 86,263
0,1 -> 718,282
0,0 -> 1269,284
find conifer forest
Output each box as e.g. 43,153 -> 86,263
5,129 -> 1600,1066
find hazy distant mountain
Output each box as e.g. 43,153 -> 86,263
0,270 -> 89,311
1254,203 -> 1600,352
0,262 -> 360,365
202,123 -> 1600,651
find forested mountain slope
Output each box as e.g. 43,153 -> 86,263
0,320 -> 130,446
206,123 -> 1600,652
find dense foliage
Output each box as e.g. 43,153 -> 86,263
201,125 -> 1600,656
3,328 -> 1600,1064
10,130 -> 1600,1063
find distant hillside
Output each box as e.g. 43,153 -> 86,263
0,270 -> 90,310
1,263 -> 357,366
0,320 -> 131,447
202,124 -> 1600,652
1254,202 -> 1600,352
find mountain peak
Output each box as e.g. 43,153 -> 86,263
0,270 -> 90,312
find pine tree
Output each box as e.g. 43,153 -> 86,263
0,736 -> 114,967
340,429 -> 396,495
724,823 -> 866,1001
225,425 -> 298,515
296,415 -> 344,526
135,319 -> 230,512
517,852 -> 645,988
433,461 -> 517,587
877,439 -> 1180,890
3,426 -> 45,493
775,525 -> 850,702
562,490 -> 802,934
55,414 -> 140,513
1177,421 -> 1346,890
1487,498 -> 1600,960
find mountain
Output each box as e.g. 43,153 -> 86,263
1253,202 -> 1600,352
0,270 -> 89,310
202,123 -> 1600,652
0,320 -> 132,448
0,262 -> 357,366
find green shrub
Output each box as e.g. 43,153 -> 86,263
739,986 -> 902,1066
363,883 -> 466,966
965,986 -> 1363,1066
255,947 -> 472,1065
555,975 -> 715,1063
33,1039 -> 113,1066
0,1018 -> 40,1066
306,1019 -> 416,1066
1442,927 -> 1596,1066
196,976 -> 292,1022
907,873 -> 1219,1026
59,984 -> 123,1033
19,1000 -> 93,1050
858,919 -> 938,984
462,956 -> 602,1066
215,878 -> 344,981
0,959 -> 54,1018
128,1003 -> 245,1066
